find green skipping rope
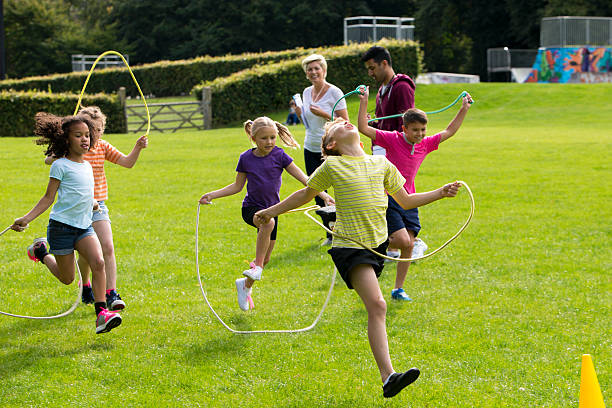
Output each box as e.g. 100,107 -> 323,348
330,85 -> 469,121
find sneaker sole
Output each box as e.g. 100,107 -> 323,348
108,300 -> 126,311
242,270 -> 261,281
96,314 -> 122,334
383,368 -> 420,398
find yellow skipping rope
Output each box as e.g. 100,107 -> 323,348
0,51 -> 149,319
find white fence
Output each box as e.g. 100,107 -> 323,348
344,16 -> 414,45
71,54 -> 129,72
541,16 -> 612,47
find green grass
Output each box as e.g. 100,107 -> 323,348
0,83 -> 610,407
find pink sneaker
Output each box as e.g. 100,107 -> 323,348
96,308 -> 122,334
27,238 -> 49,263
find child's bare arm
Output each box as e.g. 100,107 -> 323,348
357,86 -> 377,140
254,187 -> 320,224
439,93 -> 473,143
11,178 -> 60,231
285,162 -> 334,206
199,172 -> 247,204
391,182 -> 461,210
116,135 -> 148,168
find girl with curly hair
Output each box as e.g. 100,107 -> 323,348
11,112 -> 122,334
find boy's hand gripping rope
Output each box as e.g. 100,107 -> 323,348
74,50 -> 151,136
331,85 -> 471,121
195,182 -> 473,334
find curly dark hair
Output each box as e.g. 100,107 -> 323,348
34,112 -> 100,158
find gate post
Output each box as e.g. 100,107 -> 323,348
118,87 -> 128,133
202,87 -> 212,130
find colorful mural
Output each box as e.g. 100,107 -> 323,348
524,47 -> 612,83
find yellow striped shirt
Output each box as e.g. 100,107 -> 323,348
307,154 -> 405,248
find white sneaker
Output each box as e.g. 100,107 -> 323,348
412,238 -> 428,259
385,249 -> 401,263
235,278 -> 252,311
242,265 -> 263,281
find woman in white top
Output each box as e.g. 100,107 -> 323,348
295,54 -> 349,245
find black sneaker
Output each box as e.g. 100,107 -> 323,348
383,368 -> 420,398
106,290 -> 126,311
81,285 -> 95,304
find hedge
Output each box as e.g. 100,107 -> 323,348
0,91 -> 126,137
0,48 -> 324,98
192,39 -> 422,127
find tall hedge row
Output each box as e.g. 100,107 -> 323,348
192,40 -> 421,127
0,91 -> 126,137
0,48 -> 323,98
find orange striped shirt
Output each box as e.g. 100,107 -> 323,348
84,139 -> 123,201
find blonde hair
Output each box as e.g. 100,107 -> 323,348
301,54 -> 327,76
321,117 -> 345,157
78,106 -> 107,134
243,116 -> 300,149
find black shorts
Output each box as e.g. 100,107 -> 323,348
387,195 -> 421,236
328,240 -> 389,289
241,206 -> 278,241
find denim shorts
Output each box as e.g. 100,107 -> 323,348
47,219 -> 96,255
92,201 -> 111,223
387,195 -> 421,236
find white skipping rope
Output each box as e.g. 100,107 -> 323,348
196,204 -> 336,334
195,180 -> 474,334
0,228 -> 83,320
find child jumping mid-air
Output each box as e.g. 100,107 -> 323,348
358,86 -> 473,301
45,106 -> 148,310
255,117 -> 461,397
11,112 -> 121,334
199,116 -> 333,311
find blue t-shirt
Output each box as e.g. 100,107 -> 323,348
236,146 -> 293,209
49,158 -> 95,229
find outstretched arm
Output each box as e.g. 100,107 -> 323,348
391,181 -> 461,210
439,93 -> 473,143
116,135 -> 148,168
199,172 -> 247,204
357,86 -> 377,140
255,187 -> 320,224
285,162 -> 334,206
11,178 -> 60,231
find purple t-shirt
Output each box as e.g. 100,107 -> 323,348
375,130 -> 440,194
236,146 -> 293,208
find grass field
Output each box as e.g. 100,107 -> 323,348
0,83 -> 610,407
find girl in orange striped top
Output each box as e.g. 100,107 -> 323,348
46,106 -> 147,310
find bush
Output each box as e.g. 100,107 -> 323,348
0,48 -> 322,98
192,39 -> 422,126
0,91 -> 125,137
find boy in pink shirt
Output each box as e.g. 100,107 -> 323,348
357,86 -> 473,301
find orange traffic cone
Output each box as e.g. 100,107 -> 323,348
579,354 -> 606,408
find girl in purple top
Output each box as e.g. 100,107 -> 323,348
199,116 -> 333,311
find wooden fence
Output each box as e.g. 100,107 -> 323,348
119,87 -> 212,133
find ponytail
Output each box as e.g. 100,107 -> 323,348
244,117 -> 300,149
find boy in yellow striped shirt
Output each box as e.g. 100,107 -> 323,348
255,117 -> 461,398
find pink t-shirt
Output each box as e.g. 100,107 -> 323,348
375,130 -> 441,194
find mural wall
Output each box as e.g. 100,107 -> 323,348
524,47 -> 612,83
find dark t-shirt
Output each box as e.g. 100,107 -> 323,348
236,146 -> 293,208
